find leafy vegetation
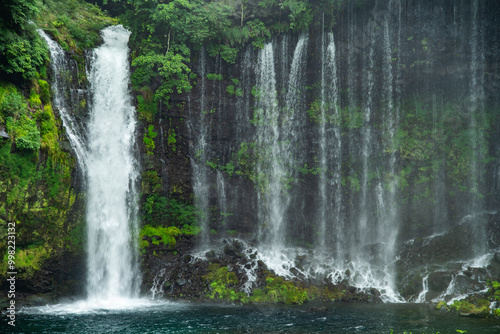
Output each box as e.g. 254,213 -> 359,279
139,223 -> 200,254
35,0 -> 116,52
0,80 -> 81,281
202,263 -> 246,301
201,265 -> 354,305
143,124 -> 157,155
0,0 -> 48,83
142,193 -> 201,228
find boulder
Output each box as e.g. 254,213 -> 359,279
428,272 -> 453,293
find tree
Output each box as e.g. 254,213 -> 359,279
0,0 -> 48,82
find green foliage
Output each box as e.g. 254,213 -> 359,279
342,174 -> 360,192
306,99 -> 361,128
0,85 -> 28,122
6,115 -> 41,151
136,89 -> 157,123
450,299 -> 489,316
298,163 -> 322,176
143,124 -> 157,155
207,44 -> 238,64
140,224 -> 181,250
203,264 -> 246,301
142,170 -> 162,194
487,280 -> 500,317
38,79 -> 51,104
0,244 -> 51,279
246,19 -> 271,49
28,89 -> 42,109
258,276 -> 309,304
35,0 -> 116,52
142,194 -> 201,228
488,280 -> 500,298
168,127 -> 177,151
0,0 -> 49,82
394,98 -> 490,205
257,0 -> 313,32
139,221 -> 200,253
435,300 -> 448,310
206,73 -> 223,81
132,51 -> 192,107
0,80 -> 78,284
37,104 -> 61,157
202,266 -> 310,305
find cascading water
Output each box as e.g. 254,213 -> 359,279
255,35 -> 309,273
37,29 -> 87,166
180,0 -> 498,304
86,26 -> 140,301
467,0 -> 487,256
317,26 -> 342,254
255,41 -> 280,250
189,48 -> 211,249
40,25 -> 140,303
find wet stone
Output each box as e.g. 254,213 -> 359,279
176,278 -> 187,286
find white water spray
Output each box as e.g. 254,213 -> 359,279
85,25 -> 140,301
40,26 -> 140,304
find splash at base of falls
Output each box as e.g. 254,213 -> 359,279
186,239 -> 403,303
20,298 -> 180,316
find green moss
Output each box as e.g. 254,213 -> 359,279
0,78 -> 79,282
258,276 -> 309,305
450,299 -> 489,316
435,300 -> 448,310
28,89 -> 42,109
38,80 -> 51,104
203,264 -> 246,301
142,170 -> 162,194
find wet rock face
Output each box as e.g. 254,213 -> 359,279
396,212 -> 500,301
140,237 -> 383,303
427,272 -> 452,292
2,250 -> 86,307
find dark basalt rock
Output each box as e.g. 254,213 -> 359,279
428,272 -> 453,293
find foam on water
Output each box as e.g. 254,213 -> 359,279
20,298 -> 180,315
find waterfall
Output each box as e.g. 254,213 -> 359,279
37,30 -> 87,167
415,274 -> 429,303
216,170 -> 228,224
189,48 -> 211,249
40,26 -> 140,302
317,27 -> 342,253
255,41 -> 279,249
256,35 -> 308,260
86,25 -> 140,300
468,0 -> 487,256
357,18 -> 376,261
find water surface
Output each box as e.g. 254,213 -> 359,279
14,302 -> 499,333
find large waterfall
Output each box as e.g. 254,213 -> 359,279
36,0 -> 499,306
40,26 -> 140,303
85,26 -> 140,301
179,0 -> 499,303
